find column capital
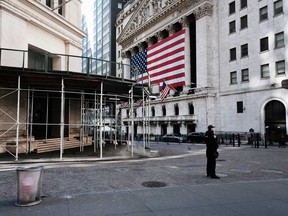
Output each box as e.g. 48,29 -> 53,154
121,51 -> 129,58
145,37 -> 154,46
194,3 -> 213,20
168,24 -> 177,35
179,16 -> 189,28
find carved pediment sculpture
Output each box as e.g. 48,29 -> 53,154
117,0 -> 213,48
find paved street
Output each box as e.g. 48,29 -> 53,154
0,142 -> 288,215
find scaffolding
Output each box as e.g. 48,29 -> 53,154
0,48 -> 149,161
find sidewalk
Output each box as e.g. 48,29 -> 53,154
1,143 -> 288,215
1,179 -> 288,216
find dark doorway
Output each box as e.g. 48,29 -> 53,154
265,100 -> 286,143
161,124 -> 167,136
187,124 -> 196,134
32,93 -> 69,139
173,124 -> 180,135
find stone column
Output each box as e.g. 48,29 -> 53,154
194,3 -> 213,88
194,3 -> 214,128
121,51 -> 130,79
179,16 -> 191,87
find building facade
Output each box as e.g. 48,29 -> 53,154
81,0 -> 127,76
0,0 -> 84,154
116,0 -> 288,141
0,0 -> 83,68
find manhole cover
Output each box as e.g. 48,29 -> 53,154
142,181 -> 167,188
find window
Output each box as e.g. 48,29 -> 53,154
230,71 -> 237,84
229,1 -> 236,15
275,32 -> 284,49
260,37 -> 269,52
230,47 -> 236,61
276,60 -> 285,75
241,44 -> 248,57
151,106 -> 155,117
162,105 -> 166,116
118,2 -> 123,9
174,104 -> 179,116
237,101 -> 244,113
229,20 -> 236,34
58,0 -> 64,15
189,103 -> 194,115
261,64 -> 270,78
240,0 -> 247,9
241,68 -> 249,82
28,49 -> 53,71
240,15 -> 248,29
134,109 -> 137,117
45,0 -> 51,7
274,0 -> 283,16
259,6 -> 268,21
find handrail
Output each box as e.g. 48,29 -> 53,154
0,47 -> 130,76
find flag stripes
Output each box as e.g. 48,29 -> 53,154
131,29 -> 186,88
160,82 -> 171,101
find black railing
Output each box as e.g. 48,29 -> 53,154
0,48 -> 130,79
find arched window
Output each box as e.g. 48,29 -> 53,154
265,100 -> 286,142
174,104 -> 179,115
189,103 -> 194,115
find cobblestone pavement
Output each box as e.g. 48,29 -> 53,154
0,142 -> 288,202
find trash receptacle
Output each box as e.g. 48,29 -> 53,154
15,166 -> 44,207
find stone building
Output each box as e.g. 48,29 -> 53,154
116,0 -> 288,141
0,0 -> 142,159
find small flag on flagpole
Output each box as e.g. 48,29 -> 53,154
121,101 -> 129,108
160,82 -> 171,101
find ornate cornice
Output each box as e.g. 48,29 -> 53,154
193,2 -> 213,20
117,0 -> 213,49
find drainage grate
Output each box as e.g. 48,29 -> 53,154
142,181 -> 167,188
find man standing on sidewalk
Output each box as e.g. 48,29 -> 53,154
205,125 -> 220,179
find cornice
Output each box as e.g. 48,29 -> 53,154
116,0 -> 141,26
117,0 -> 213,49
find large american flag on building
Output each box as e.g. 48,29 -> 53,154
131,29 -> 186,88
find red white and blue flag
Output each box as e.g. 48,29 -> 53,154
131,29 -> 186,89
160,82 -> 171,101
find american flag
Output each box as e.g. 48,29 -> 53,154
121,101 -> 129,108
160,82 -> 171,101
131,50 -> 147,82
131,29 -> 186,88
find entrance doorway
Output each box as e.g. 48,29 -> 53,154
265,100 -> 286,143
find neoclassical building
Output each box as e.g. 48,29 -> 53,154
0,0 -> 144,160
116,0 -> 288,141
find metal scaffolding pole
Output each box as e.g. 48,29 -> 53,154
142,88 -> 145,153
100,81 -> 103,159
26,87 -> 30,153
60,78 -> 64,160
29,90 -> 34,153
80,91 -> 84,152
131,85 -> 134,157
15,76 -> 21,161
93,90 -> 97,152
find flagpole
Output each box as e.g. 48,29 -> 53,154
142,87 -> 146,152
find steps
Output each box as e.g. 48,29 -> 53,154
36,137 -> 92,153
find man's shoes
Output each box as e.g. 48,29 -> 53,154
210,175 -> 220,179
